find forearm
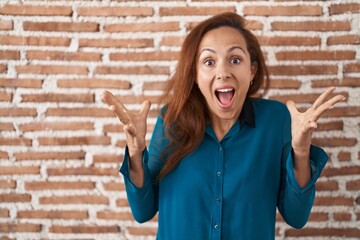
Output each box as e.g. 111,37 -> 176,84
129,151 -> 145,188
293,148 -> 311,188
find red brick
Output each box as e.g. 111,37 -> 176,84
95,65 -> 169,75
160,36 -> 184,47
78,7 -> 153,16
286,228 -> 360,237
143,81 -> 168,91
110,51 -> 179,61
346,179 -> 360,190
333,212 -> 352,221
0,20 -> 13,30
323,166 -> 360,177
311,77 -> 360,87
93,154 -> 121,163
0,4 -> 72,16
316,121 -> 343,131
38,136 -> 110,146
47,167 -> 118,176
0,137 -> 32,146
0,108 -> 37,116
79,38 -> 153,48
21,93 -> 94,103
19,122 -> 93,132
327,35 -> 360,45
159,6 -> 235,16
103,182 -> 125,191
16,64 -> 88,75
0,50 -> 20,60
268,65 -> 337,76
15,151 -> 85,161
315,180 -> 339,191
308,212 -> 329,221
244,5 -> 322,16
0,78 -> 43,88
57,78 -> 131,89
45,108 -> 112,117
0,64 -> 7,73
269,92 -> 347,104
104,22 -> 179,32
312,137 -> 356,147
0,194 -> 31,203
330,3 -> 360,15
17,210 -> 88,219
26,50 -> 102,62
113,95 -> 162,105
323,107 -> 360,117
24,21 -> 99,32
39,195 -> 108,205
0,151 -> 8,159
0,180 -> 16,189
128,227 -> 157,236
97,211 -> 132,220
314,196 -> 354,206
116,199 -> 129,207
257,36 -> 320,46
0,208 -> 9,217
344,63 -> 360,73
0,223 -> 41,233
272,21 -> 351,31
0,166 -> 39,175
49,225 -> 119,233
0,35 -> 70,46
337,151 -> 351,161
186,20 -> 263,31
276,51 -> 355,61
25,181 -> 95,190
0,92 -> 12,102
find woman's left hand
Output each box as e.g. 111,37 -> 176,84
287,86 -> 345,153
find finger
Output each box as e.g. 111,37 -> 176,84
312,94 -> 346,121
312,86 -> 336,110
102,90 -> 130,124
286,100 -> 299,116
139,100 -> 151,119
123,124 -> 136,137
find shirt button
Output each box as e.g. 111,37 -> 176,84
216,198 -> 221,204
218,146 -> 222,152
214,224 -> 219,230
217,171 -> 221,176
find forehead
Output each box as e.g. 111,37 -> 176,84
198,26 -> 248,51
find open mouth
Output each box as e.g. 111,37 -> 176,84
215,88 -> 235,108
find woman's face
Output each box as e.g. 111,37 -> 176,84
196,26 -> 256,124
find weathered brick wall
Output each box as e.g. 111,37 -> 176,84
0,0 -> 359,239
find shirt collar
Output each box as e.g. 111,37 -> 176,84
239,98 -> 255,128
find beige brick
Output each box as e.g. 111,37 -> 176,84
0,194 -> 31,203
47,167 -> 118,176
78,7 -> 153,17
104,22 -> 179,32
38,136 -> 111,146
272,21 -> 351,31
0,78 -> 43,88
21,93 -> 94,103
0,20 -> 13,30
79,38 -> 153,48
0,92 -> 12,102
95,65 -> 169,75
39,195 -> 109,205
26,51 -> 102,62
244,5 -> 322,16
257,36 -> 321,46
159,6 -> 235,16
0,35 -> 70,46
0,180 -> 16,189
0,4 -> 72,16
0,223 -> 41,233
25,181 -> 95,190
24,21 -> 99,32
0,137 -> 32,146
0,166 -> 39,175
57,78 -> 131,89
15,151 -> 86,160
110,51 -> 179,61
49,224 -> 119,233
17,210 -> 88,219
45,108 -> 112,117
0,50 -> 20,60
16,64 -> 88,75
19,122 -> 94,132
0,108 -> 37,117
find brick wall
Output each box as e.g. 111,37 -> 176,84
0,0 -> 359,239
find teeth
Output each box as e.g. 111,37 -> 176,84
216,88 -> 234,93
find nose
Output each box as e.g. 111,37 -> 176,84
216,62 -> 231,80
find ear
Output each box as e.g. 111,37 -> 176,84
251,61 -> 258,80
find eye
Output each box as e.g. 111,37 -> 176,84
204,59 -> 215,66
230,57 -> 241,64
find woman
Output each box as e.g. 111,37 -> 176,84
102,12 -> 345,240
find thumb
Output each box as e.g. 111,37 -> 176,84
286,100 -> 298,116
140,100 -> 151,119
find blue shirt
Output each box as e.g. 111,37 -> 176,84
120,98 -> 328,240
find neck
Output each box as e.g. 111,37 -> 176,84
211,117 -> 237,142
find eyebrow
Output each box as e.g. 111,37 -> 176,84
199,45 -> 246,55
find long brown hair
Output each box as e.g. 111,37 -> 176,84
158,12 -> 270,179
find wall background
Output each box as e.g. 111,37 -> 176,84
0,0 -> 359,239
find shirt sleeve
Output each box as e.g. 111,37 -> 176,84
277,107 -> 329,229
119,115 -> 166,223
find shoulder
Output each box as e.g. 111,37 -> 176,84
250,98 -> 290,121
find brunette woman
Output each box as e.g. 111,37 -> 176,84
102,12 -> 345,240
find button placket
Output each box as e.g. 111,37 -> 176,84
212,143 -> 224,238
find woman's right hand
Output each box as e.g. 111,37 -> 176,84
102,91 -> 151,186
